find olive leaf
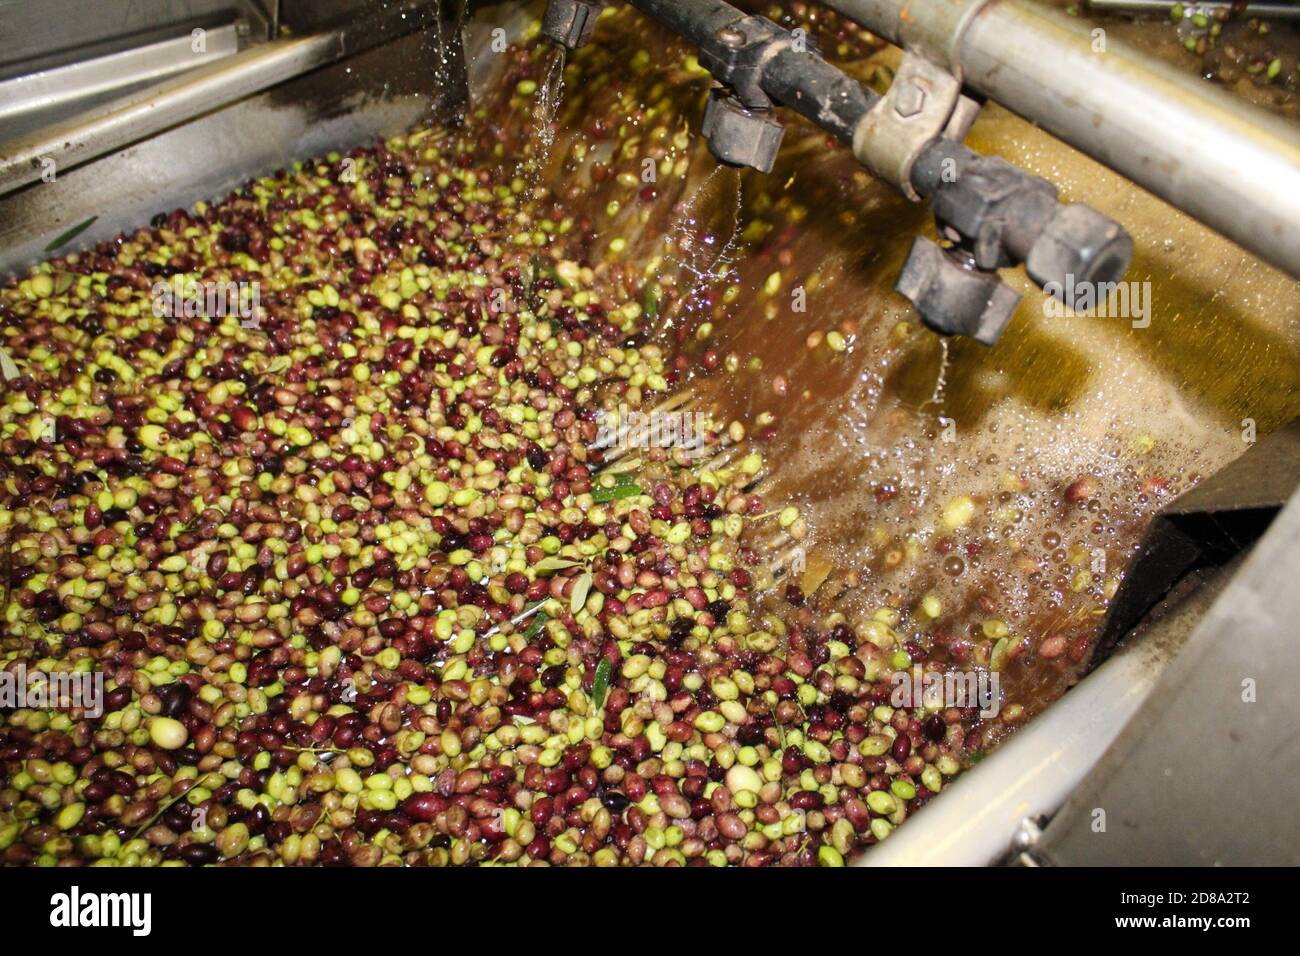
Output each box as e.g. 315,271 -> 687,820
0,347 -> 20,381
591,657 -> 613,710
534,556 -> 581,575
570,570 -> 592,615
643,284 -> 659,321
44,216 -> 98,253
522,610 -> 547,640
591,476 -> 643,504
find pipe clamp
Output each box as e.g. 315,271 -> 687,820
853,51 -> 974,200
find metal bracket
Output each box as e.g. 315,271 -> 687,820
852,50 -> 979,201
1007,816 -> 1056,867
691,15 -> 792,173
850,0 -> 992,200
931,155 -> 1058,270
897,0 -> 995,81
698,15 -> 789,110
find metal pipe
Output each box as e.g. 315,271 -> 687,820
622,0 -> 738,43
617,0 -> 1133,342
624,0 -> 883,146
818,0 -> 1300,279
625,0 -> 984,190
760,43 -> 880,142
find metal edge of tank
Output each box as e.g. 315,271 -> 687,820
852,559 -> 1219,865
1027,494 -> 1300,865
0,4 -> 469,279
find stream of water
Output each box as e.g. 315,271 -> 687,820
521,46 -> 567,186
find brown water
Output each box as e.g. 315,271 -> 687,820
1046,0 -> 1300,121
480,2 -> 1300,745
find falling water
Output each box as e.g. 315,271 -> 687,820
429,2 -> 468,105
433,2 -> 445,83
522,46 -> 567,185
926,337 -> 951,409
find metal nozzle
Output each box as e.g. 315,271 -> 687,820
896,238 -> 1023,346
700,89 -> 784,174
541,0 -> 603,50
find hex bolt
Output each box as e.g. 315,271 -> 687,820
893,81 -> 926,119
1025,204 -> 1134,304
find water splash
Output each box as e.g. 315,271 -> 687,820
660,166 -> 743,329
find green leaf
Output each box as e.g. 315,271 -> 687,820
643,284 -> 659,322
522,610 -> 547,640
570,571 -> 592,615
44,216 -> 98,253
990,636 -> 1011,673
591,657 -> 613,710
534,556 -> 581,575
591,478 -> 643,503
0,347 -> 20,381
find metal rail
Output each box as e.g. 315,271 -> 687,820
1088,1 -> 1300,18
0,1 -> 440,197
0,25 -> 240,132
